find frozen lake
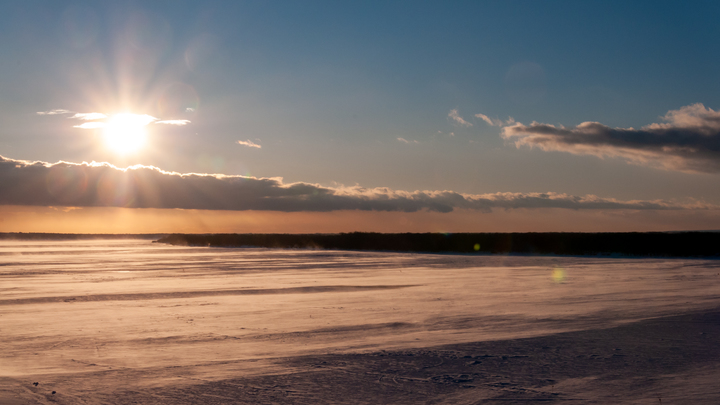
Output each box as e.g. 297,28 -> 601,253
2,240 -> 720,404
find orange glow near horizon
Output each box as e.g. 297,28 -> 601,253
1,206 -> 720,234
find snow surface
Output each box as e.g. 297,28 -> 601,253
2,240 -> 720,403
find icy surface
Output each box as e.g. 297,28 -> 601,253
2,240 -> 720,403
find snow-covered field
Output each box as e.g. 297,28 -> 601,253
2,240 -> 720,404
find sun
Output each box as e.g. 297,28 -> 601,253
102,113 -> 155,154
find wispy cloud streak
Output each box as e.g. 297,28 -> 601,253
448,109 -> 473,127
475,113 -> 503,126
38,109 -> 191,128
475,113 -> 514,127
74,122 -> 106,129
36,109 -> 72,115
397,137 -> 418,144
156,120 -> 190,126
502,103 -> 720,173
237,140 -> 261,148
71,112 -> 107,120
0,155 -> 710,213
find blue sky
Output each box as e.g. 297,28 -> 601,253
2,1 -> 720,232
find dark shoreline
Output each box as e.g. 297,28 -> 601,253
3,231 -> 719,258
0,232 -> 165,240
154,232 -> 720,258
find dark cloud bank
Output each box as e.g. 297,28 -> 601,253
0,155 -> 709,212
503,103 -> 720,173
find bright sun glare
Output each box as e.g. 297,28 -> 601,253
103,113 -> 154,154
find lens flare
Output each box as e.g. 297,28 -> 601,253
551,267 -> 566,283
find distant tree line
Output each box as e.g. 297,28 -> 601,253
155,232 -> 720,258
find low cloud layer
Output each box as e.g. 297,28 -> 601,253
0,156 -> 710,213
502,103 -> 720,173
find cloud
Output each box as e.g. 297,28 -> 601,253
502,103 -> 720,173
475,113 -> 514,127
115,114 -> 158,126
71,112 -> 107,120
39,109 -> 191,129
156,120 -> 190,126
0,155 -> 712,213
37,110 -> 106,121
74,122 -> 106,129
397,137 -> 418,144
448,109 -> 473,127
237,140 -> 261,148
475,113 -> 503,126
36,109 -> 72,115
